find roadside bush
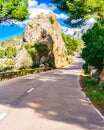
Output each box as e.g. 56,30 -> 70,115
83,76 -> 104,105
82,63 -> 89,74
45,57 -> 55,67
3,66 -> 13,71
99,82 -> 104,90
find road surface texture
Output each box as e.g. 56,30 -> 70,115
0,58 -> 104,130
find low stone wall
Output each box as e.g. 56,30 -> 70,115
0,66 -> 51,82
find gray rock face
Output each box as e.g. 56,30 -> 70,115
23,12 -> 67,68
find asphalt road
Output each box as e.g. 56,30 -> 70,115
0,58 -> 104,130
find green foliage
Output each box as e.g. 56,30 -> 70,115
0,49 -> 5,58
99,82 -> 104,90
0,58 -> 15,72
83,76 -> 104,104
0,47 -> 17,58
24,43 -> 39,67
35,42 -> 49,58
11,4 -> 29,21
62,33 -> 82,55
48,16 -> 54,24
83,63 -> 89,74
5,47 -> 17,58
3,66 -> 13,71
82,20 -> 104,72
52,0 -> 104,24
0,0 -> 29,21
45,57 -> 55,67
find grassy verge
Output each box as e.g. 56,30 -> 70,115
80,71 -> 104,115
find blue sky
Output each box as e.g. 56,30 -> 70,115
0,0 -> 69,42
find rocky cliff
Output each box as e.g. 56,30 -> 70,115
23,12 -> 68,68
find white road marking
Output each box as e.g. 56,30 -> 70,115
27,88 -> 34,93
0,112 -> 7,121
94,107 -> 104,120
81,91 -> 104,120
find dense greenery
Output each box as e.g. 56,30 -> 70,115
82,20 -> 104,72
52,0 -> 104,24
82,75 -> 104,109
24,43 -> 39,68
62,33 -> 83,55
0,47 -> 17,58
35,42 -> 50,58
0,0 -> 29,21
0,36 -> 22,71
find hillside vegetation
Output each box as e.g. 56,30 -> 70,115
0,0 -> 29,21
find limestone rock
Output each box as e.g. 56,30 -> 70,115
23,12 -> 67,68
14,48 -> 33,69
39,56 -> 46,65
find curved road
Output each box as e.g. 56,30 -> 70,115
0,58 -> 104,130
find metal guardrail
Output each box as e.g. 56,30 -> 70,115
0,66 -> 50,81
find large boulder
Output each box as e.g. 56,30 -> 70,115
23,12 -> 68,68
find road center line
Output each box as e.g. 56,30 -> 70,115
27,88 -> 34,93
0,112 -> 7,121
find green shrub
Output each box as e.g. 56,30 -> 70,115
46,57 -> 55,67
62,33 -> 83,55
99,82 -> 104,90
3,66 -> 13,71
84,76 -> 98,86
83,75 -> 104,104
48,16 -> 54,24
35,42 -> 49,58
25,43 -> 39,67
5,47 -> 17,58
0,49 -> 5,58
87,89 -> 104,103
82,63 -> 89,74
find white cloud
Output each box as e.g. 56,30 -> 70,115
28,0 -> 38,8
56,13 -> 68,19
28,1 -> 57,19
29,8 -> 51,19
15,20 -> 29,27
62,26 -> 75,35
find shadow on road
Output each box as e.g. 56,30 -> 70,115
0,58 -> 104,129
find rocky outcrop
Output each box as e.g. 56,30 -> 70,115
23,12 -> 68,68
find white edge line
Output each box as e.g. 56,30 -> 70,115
27,88 -> 34,93
78,62 -> 104,120
81,90 -> 104,120
93,107 -> 104,120
0,112 -> 7,121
